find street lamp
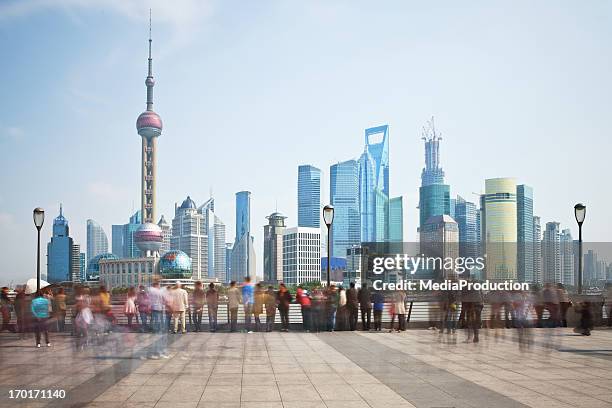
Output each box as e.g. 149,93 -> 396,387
33,208 -> 45,293
323,205 -> 335,287
574,203 -> 586,294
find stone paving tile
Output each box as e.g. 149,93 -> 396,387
201,385 -> 241,402
128,384 -> 170,403
278,384 -> 321,401
239,385 -> 281,402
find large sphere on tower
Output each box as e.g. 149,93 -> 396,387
137,110 -> 163,138
134,222 -> 163,253
160,250 -> 192,279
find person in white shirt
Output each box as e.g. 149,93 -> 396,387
170,283 -> 189,334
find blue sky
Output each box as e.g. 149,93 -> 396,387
1,0 -> 611,285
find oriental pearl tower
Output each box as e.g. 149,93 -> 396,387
134,13 -> 164,256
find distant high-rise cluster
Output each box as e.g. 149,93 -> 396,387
47,205 -> 82,283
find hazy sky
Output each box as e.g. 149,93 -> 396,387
1,0 -> 611,286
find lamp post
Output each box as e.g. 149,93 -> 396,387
574,203 -> 586,294
33,208 -> 45,293
323,205 -> 335,287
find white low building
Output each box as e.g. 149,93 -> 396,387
282,227 -> 321,285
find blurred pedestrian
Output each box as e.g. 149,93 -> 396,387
1,287 -> 14,332
265,286 -> 277,332
576,301 -> 593,336
227,281 -> 241,332
358,283 -> 372,331
390,290 -> 406,332
242,276 -> 254,333
325,285 -> 338,332
336,286 -> 347,331
124,287 -> 137,329
31,290 -> 50,348
14,287 -> 29,338
148,281 -> 169,359
543,283 -> 560,327
347,282 -> 359,331
136,285 -> 151,332
606,283 -> 612,327
171,283 -> 189,334
206,283 -> 219,332
192,281 -> 205,332
556,283 -> 571,328
254,283 -> 265,332
372,290 -> 384,331
296,286 -> 312,332
277,283 -> 292,332
54,288 -> 67,332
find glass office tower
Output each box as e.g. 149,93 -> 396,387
330,160 -> 361,258
517,184 -> 534,282
297,165 -> 321,228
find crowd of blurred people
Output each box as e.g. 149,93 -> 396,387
0,280 -> 611,351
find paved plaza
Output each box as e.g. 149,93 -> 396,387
1,328 -> 612,408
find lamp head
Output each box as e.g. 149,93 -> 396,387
33,208 -> 45,230
574,203 -> 586,225
323,204 -> 335,227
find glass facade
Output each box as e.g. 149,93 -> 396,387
419,119 -> 450,230
297,165 -> 321,228
111,210 -> 142,259
47,206 -> 74,283
484,178 -> 517,280
517,184 -> 534,282
359,125 -> 389,242
330,160 -> 360,258
419,184 -> 451,228
232,191 -> 255,281
86,219 -> 108,275
389,196 -> 403,242
454,195 -> 479,263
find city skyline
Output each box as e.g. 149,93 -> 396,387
2,1 -> 612,285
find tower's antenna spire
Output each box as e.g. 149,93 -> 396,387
60,203 -> 63,217
145,8 -> 155,111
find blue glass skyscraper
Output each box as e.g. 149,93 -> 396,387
517,184 -> 534,282
47,205 -> 75,283
297,165 -> 321,228
111,210 -> 142,258
454,195 -> 479,262
419,118 -> 450,229
330,160 -> 361,258
359,125 -> 389,242
231,191 -> 256,281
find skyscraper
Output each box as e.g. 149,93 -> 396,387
542,222 -> 561,283
47,205 -> 75,283
71,243 -> 82,283
560,228 -> 574,286
420,215 -> 459,280
330,160 -> 360,258
419,118 -> 450,230
389,196 -> 403,242
533,216 -> 543,284
359,125 -> 389,242
298,165 -> 321,228
199,197 -> 227,281
264,212 -> 286,283
158,215 -> 172,254
454,195 -> 479,265
86,219 -> 108,270
484,178 -> 517,280
111,210 -> 142,258
134,15 -> 164,256
517,185 -> 534,282
171,196 -> 207,280
282,227 -> 321,285
231,191 -> 256,281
